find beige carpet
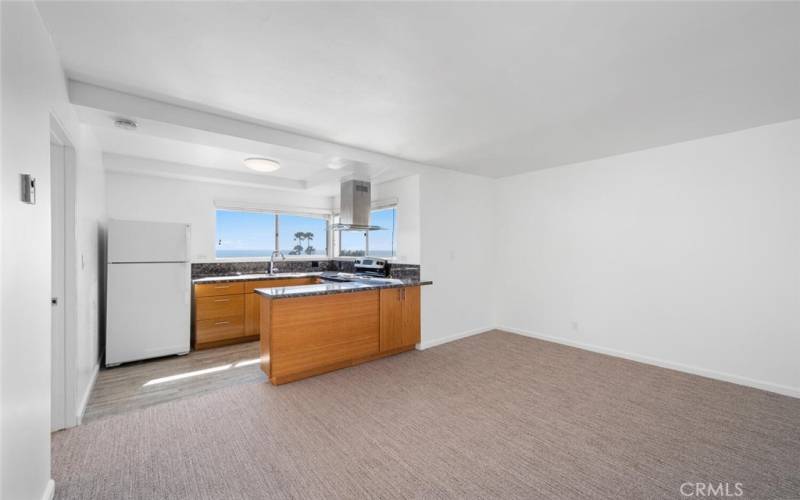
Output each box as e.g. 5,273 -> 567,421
52,330 -> 800,499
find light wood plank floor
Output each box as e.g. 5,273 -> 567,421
83,342 -> 265,422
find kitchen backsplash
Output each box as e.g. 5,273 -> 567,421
191,260 -> 420,280
385,264 -> 422,280
192,260 -> 331,277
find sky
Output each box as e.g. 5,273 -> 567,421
216,208 -> 396,256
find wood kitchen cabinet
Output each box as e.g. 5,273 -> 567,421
195,295 -> 244,320
244,293 -> 261,338
259,284 -> 426,385
194,276 -> 319,350
266,290 -> 381,383
243,278 -> 318,337
379,286 -> 420,352
195,316 -> 245,345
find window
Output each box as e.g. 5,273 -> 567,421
338,228 -> 367,257
278,214 -> 327,256
216,210 -> 275,258
216,209 -> 328,259
368,207 -> 397,257
335,206 -> 397,258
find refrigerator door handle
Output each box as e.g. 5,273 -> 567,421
185,265 -> 191,305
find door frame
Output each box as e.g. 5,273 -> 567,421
50,114 -> 79,430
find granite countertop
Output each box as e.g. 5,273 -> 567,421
255,279 -> 433,300
193,272 -> 323,284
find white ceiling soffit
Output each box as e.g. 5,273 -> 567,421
41,2 -> 800,177
71,81 -> 428,182
104,152 -> 405,197
104,153 -> 305,192
85,111 -> 325,181
72,83 -> 419,192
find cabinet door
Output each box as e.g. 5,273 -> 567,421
380,288 -> 404,352
401,286 -> 421,346
244,292 -> 260,337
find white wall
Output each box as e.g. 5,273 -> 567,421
494,119 -> 800,397
105,162 -> 334,261
106,157 -> 424,264
418,169 -> 495,348
1,2 -> 106,498
73,128 -> 106,418
372,174 -> 420,264
0,0 -> 5,492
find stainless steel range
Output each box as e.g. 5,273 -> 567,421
321,258 -> 392,282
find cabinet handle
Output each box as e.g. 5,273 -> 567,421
214,298 -> 231,302
215,321 -> 230,326
214,285 -> 231,289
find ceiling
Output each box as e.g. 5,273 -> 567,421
82,109 -> 324,181
74,93 -> 410,195
38,1 -> 800,178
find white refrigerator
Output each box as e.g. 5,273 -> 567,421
106,219 -> 191,366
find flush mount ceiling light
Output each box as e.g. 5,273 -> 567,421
243,157 -> 281,172
114,118 -> 138,131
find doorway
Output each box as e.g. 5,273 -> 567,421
50,117 -> 77,431
51,141 -> 66,431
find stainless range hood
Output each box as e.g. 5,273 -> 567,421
332,179 -> 382,231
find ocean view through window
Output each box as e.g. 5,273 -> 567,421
336,206 -> 397,258
216,209 -> 328,258
279,214 -> 327,256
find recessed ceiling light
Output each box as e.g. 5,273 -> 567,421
114,118 -> 138,131
243,157 -> 281,172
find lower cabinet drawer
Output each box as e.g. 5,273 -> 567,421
196,316 -> 245,344
195,295 -> 244,320
195,282 -> 245,297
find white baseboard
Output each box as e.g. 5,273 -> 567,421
41,479 -> 55,500
76,361 -> 100,425
498,326 -> 800,399
417,326 -> 494,350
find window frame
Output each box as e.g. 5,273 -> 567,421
333,201 -> 398,260
214,205 -> 332,261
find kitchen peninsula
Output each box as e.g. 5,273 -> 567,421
191,258 -> 430,384
257,277 -> 431,385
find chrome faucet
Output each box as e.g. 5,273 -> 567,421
268,250 -> 286,275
